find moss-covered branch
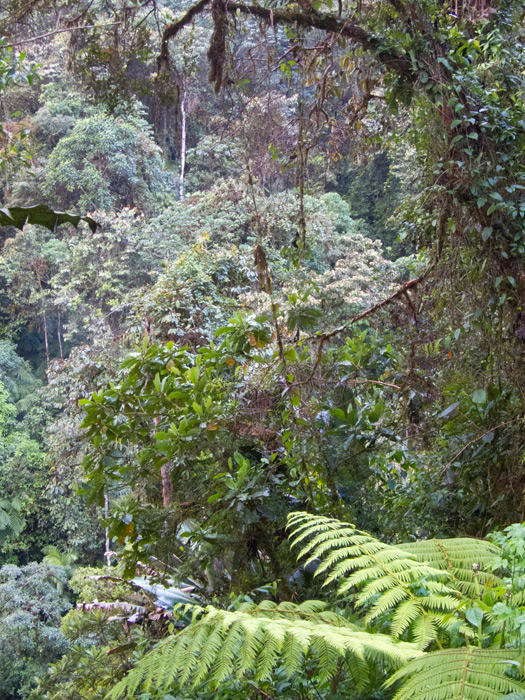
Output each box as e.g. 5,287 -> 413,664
158,0 -> 415,81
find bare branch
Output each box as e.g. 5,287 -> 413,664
347,263 -> 435,326
6,22 -> 123,48
442,417 -> 525,473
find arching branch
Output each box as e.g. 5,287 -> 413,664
158,0 -> 415,81
158,0 -> 212,71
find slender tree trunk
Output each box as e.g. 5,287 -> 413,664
179,87 -> 187,201
37,274 -> 50,368
42,310 -> 50,369
104,494 -> 111,571
161,463 -> 173,508
162,105 -> 168,158
57,307 -> 63,359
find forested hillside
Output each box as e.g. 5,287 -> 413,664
1,0 -> 525,697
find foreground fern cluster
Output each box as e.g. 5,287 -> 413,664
108,512 -> 525,700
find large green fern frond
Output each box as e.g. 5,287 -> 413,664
107,600 -> 422,698
287,512 -> 461,647
0,498 -> 24,542
397,539 -> 501,597
384,647 -> 525,700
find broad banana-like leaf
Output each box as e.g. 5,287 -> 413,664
131,576 -> 198,609
0,204 -> 98,232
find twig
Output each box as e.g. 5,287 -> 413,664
348,263 -> 435,325
158,0 -> 212,70
289,265 -> 435,388
301,263 -> 436,346
6,22 -> 124,47
349,379 -> 402,390
441,417 -> 525,473
292,336 -> 326,387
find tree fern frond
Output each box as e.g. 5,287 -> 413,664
398,539 -> 502,597
0,499 -> 24,541
385,647 -> 525,700
391,600 -> 423,638
108,602 -> 422,698
287,512 -> 459,647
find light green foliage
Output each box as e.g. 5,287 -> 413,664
0,379 -> 15,440
109,600 -> 421,698
0,39 -> 37,173
133,241 -> 251,344
288,512 -> 459,647
101,512 -> 525,700
385,648 -> 525,700
32,80 -> 97,150
50,208 -> 153,343
0,376 -> 54,561
308,233 -> 398,323
69,566 -> 132,604
44,111 -> 171,212
3,0 -> 525,698
398,538 -> 501,597
185,135 -> 244,192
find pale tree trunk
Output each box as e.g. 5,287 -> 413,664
42,311 -> 50,369
104,494 -> 111,571
57,307 -> 63,359
179,87 -> 187,202
37,274 -> 50,368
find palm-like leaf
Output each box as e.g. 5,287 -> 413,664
385,647 -> 525,700
398,539 -> 501,597
107,601 -> 422,698
0,205 -> 97,234
287,512 -> 459,647
0,498 -> 24,541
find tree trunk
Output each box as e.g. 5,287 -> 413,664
161,463 -> 173,508
104,494 -> 111,571
179,88 -> 187,201
42,310 -> 50,369
37,274 -> 50,368
57,307 -> 63,359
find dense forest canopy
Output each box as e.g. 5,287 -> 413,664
0,0 -> 525,697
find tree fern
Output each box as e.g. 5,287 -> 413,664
384,647 -> 525,700
398,538 -> 501,597
0,498 -> 24,542
107,600 -> 422,698
287,512 -> 459,646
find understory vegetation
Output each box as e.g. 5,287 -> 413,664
1,0 -> 525,697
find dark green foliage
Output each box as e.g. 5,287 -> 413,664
0,341 -> 40,407
0,205 -> 97,235
345,153 -> 405,253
